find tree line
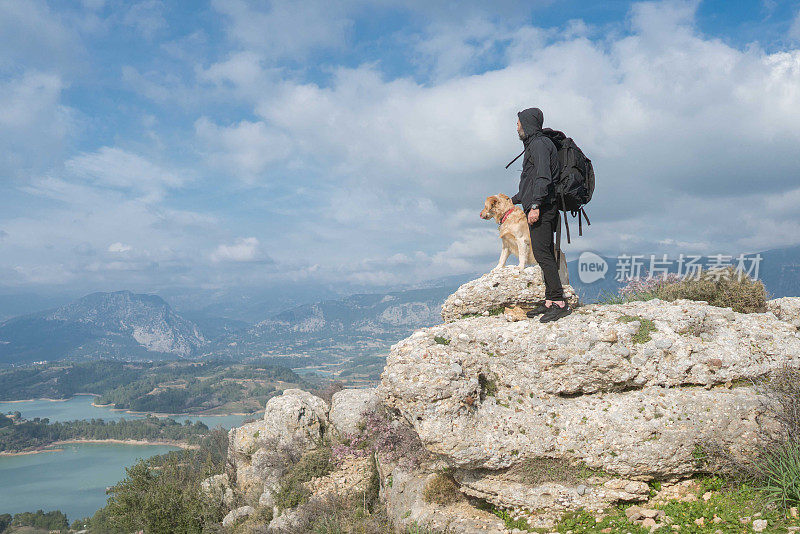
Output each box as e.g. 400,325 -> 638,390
0,359 -> 302,413
0,412 -> 210,453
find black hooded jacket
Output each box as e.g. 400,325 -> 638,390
510,107 -> 559,212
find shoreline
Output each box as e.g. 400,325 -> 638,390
0,438 -> 195,457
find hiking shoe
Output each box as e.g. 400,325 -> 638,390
540,304 -> 571,323
526,302 -> 549,318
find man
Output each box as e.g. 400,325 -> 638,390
510,107 -> 571,323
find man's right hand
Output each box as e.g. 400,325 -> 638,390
527,208 -> 540,224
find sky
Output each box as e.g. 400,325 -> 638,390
1,0 -> 800,295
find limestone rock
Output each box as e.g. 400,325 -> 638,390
262,388 -> 329,447
222,505 -> 254,528
329,388 -> 379,436
768,297 -> 800,328
382,299 -> 800,478
200,473 -> 235,508
458,471 -> 649,529
227,389 -> 330,503
441,266 -> 579,322
380,463 -> 507,534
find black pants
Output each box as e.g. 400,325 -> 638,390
529,204 -> 564,301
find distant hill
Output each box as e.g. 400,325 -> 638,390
0,291 -> 206,364
214,286 -> 457,361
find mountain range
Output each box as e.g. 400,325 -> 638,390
0,291 -> 206,364
1,245 -> 798,367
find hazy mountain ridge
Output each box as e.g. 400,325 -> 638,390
0,245 -> 798,366
0,291 -> 207,364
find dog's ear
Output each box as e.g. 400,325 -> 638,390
497,193 -> 511,202
486,195 -> 498,208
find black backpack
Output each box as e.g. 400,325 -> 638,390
506,129 -> 595,248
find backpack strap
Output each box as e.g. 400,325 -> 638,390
555,209 -> 562,269
560,192 -> 571,244
505,149 -> 525,169
578,209 -> 583,237
581,207 -> 591,226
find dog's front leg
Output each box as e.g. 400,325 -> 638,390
493,245 -> 511,271
515,236 -> 529,271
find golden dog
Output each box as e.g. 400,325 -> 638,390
479,194 -> 570,284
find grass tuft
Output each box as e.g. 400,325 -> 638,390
617,315 -> 657,344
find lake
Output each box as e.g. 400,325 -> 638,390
0,395 -> 260,522
0,442 -> 180,521
0,394 -> 259,429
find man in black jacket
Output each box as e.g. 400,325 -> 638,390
510,107 -> 571,322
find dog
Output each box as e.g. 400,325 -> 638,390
479,193 -> 570,284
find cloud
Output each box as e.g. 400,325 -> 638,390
108,242 -> 133,253
0,0 -> 84,73
194,118 -> 292,183
122,0 -> 166,39
210,237 -> 267,263
0,71 -> 74,176
211,0 -> 353,59
3,0 -> 800,293
64,147 -> 186,202
790,9 -> 800,41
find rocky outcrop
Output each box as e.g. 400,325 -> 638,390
329,388 -> 380,436
768,297 -> 800,328
222,505 -> 254,528
221,269 -> 800,533
441,266 -> 579,322
383,298 -> 799,479
228,389 -> 330,503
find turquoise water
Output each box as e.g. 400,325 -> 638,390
0,442 -> 179,521
0,396 -> 260,521
0,394 -> 259,429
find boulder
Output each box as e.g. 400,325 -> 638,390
222,505 -> 254,528
382,299 -> 800,478
441,266 -> 579,322
227,389 -> 330,503
768,297 -> 800,328
329,388 -> 380,436
262,388 -> 329,447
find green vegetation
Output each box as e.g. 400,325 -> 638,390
0,413 -> 210,453
433,336 -> 450,345
555,481 -> 799,533
0,510 -> 69,532
71,429 -> 229,534
618,315 -> 657,344
601,268 -> 768,314
0,359 -> 302,414
487,306 -> 505,316
492,507 -> 534,531
273,446 -> 334,511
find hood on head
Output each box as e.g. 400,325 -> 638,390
518,107 -> 543,139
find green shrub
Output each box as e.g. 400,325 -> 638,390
273,446 -> 333,511
434,336 -> 450,345
759,442 -> 800,507
102,452 -> 225,534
